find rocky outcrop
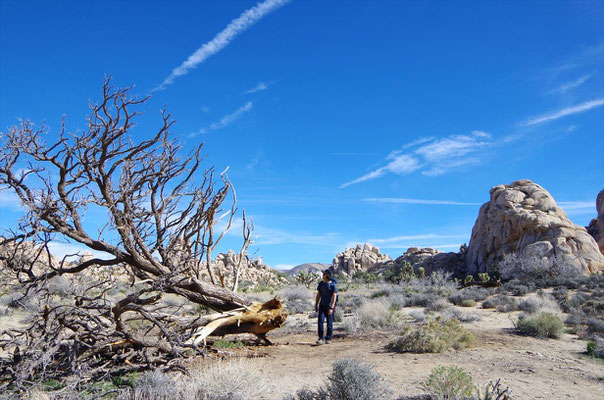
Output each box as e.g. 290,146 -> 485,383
466,179 -> 604,275
210,250 -> 288,288
390,246 -> 466,277
587,189 -> 604,255
286,263 -> 329,277
331,243 -> 391,276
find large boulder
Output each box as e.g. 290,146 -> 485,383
390,246 -> 466,277
331,243 -> 391,276
587,189 -> 604,255
466,179 -> 604,275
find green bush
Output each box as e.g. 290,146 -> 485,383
587,337 -> 604,359
285,358 -> 392,400
516,312 -> 563,338
421,365 -> 473,400
387,317 -> 474,353
213,339 -> 245,349
461,299 -> 476,307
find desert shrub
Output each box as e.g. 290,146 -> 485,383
449,287 -> 489,306
133,370 -> 173,400
517,294 -> 561,315
482,295 -> 518,312
426,298 -> 450,312
284,286 -> 313,314
461,299 -> 476,307
516,312 -> 563,338
586,337 -> 604,359
344,299 -> 402,334
285,358 -> 392,400
405,293 -> 442,308
421,365 -> 473,400
475,379 -> 514,400
183,360 -> 267,400
338,293 -> 364,313
587,318 -> 604,335
387,317 -> 474,353
497,248 -> 582,283
386,294 -> 407,310
408,310 -> 427,322
212,339 -> 244,349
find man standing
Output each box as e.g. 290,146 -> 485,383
315,269 -> 338,344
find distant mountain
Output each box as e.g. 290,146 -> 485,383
285,263 -> 330,277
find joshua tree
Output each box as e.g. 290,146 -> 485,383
0,78 -> 286,389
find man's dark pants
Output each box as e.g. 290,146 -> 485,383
317,304 -> 334,340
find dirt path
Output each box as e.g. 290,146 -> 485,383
241,308 -> 604,399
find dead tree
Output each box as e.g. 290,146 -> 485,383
0,78 -> 286,390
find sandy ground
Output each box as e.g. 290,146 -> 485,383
231,306 -> 604,400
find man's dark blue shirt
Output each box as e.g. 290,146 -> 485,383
317,280 -> 338,307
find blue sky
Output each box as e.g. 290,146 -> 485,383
1,0 -> 603,269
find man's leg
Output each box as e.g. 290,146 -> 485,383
326,307 -> 334,341
317,306 -> 325,341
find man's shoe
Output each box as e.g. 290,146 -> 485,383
316,338 -> 325,345
325,339 -> 332,344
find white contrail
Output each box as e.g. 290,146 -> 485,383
152,0 -> 291,91
524,98 -> 604,126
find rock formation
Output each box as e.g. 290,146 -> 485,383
466,179 -> 604,275
390,246 -> 466,277
331,243 -> 391,276
286,263 -> 330,277
587,189 -> 604,255
210,250 -> 288,288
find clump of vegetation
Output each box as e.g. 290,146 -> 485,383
212,339 -> 245,349
496,248 -> 582,284
345,299 -> 403,334
295,270 -> 320,289
517,294 -> 561,315
283,286 -> 313,314
586,337 -> 604,359
387,317 -> 474,353
461,299 -> 477,307
449,287 -> 490,306
482,295 -> 518,312
475,379 -> 514,400
516,312 -> 564,339
285,358 -> 392,400
421,365 -> 473,400
132,370 -> 173,400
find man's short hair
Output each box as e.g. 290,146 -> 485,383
323,269 -> 332,279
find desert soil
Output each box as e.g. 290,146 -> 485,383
217,307 -> 604,400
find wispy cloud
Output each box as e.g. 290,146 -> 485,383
523,98 -> 604,126
152,0 -> 291,92
340,130 -> 492,188
191,102 -> 253,136
244,82 -> 269,94
367,233 -> 467,244
243,79 -> 279,94
555,74 -> 592,93
363,198 -> 481,206
557,200 -> 596,216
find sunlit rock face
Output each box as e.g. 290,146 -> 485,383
331,243 -> 391,276
587,189 -> 604,255
466,179 -> 604,275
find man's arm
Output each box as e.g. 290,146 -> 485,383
327,291 -> 337,315
315,292 -> 320,312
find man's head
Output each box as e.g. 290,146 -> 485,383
322,269 -> 332,282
